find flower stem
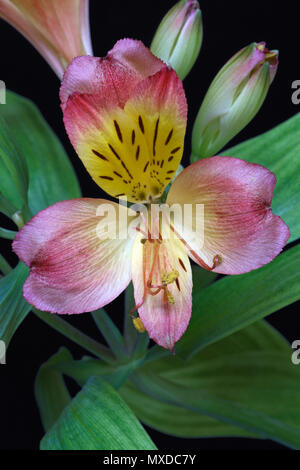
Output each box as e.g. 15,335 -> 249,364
0,254 -> 12,275
32,308 -> 116,364
123,282 -> 138,353
0,227 -> 17,240
144,344 -> 170,364
92,308 -> 130,361
124,283 -> 150,359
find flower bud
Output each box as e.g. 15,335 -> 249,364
0,0 -> 93,79
151,0 -> 203,80
191,42 -> 278,161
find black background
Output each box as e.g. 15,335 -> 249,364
0,0 -> 299,451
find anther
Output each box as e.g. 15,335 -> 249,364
165,290 -> 175,305
132,317 -> 146,333
212,254 -> 222,269
161,269 -> 179,286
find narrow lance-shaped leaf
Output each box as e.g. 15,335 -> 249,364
0,262 -> 31,347
221,112 -> 300,242
40,376 -> 157,450
121,320 -> 288,439
0,90 -> 81,346
0,116 -> 29,210
1,91 -> 81,218
131,338 -> 300,450
176,244 -> 300,358
129,318 -> 300,448
35,347 -> 72,432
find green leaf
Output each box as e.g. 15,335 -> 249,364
120,320 -> 285,439
145,267 -> 218,364
130,321 -> 300,448
0,91 -> 81,345
192,265 -> 218,291
40,376 -> 157,450
0,117 -> 29,210
176,244 -> 300,359
120,382 -> 254,439
0,193 -> 18,219
222,113 -> 300,242
1,91 -> 81,217
54,354 -> 144,390
35,347 -> 72,432
0,262 -> 31,347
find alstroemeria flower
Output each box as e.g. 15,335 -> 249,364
13,39 -> 289,350
0,0 -> 93,78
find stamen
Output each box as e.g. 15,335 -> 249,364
212,254 -> 222,269
161,269 -> 179,286
169,223 -> 222,271
135,226 -> 148,238
165,290 -> 175,305
132,316 -> 146,333
128,223 -> 181,321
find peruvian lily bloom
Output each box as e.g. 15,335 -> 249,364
13,39 -> 289,350
0,0 -> 93,79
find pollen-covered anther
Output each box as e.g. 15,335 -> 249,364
161,269 -> 179,286
165,289 -> 175,305
212,254 -> 222,269
146,269 -> 179,305
132,316 -> 146,333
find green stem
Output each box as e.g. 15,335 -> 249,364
123,283 -> 150,360
0,227 -> 17,240
123,282 -> 138,353
144,345 -> 170,364
132,332 -> 150,360
32,308 -> 116,365
92,308 -> 129,361
0,254 -> 12,275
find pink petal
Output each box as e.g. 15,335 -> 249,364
61,56 -> 187,202
13,199 -> 135,313
0,0 -> 93,78
131,228 -> 192,351
60,39 -> 165,108
167,156 -> 290,275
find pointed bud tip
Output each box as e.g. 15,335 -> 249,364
192,41 -> 279,158
151,0 -> 203,79
256,42 -> 279,66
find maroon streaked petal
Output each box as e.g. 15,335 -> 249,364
13,198 -> 136,313
167,156 -> 290,275
131,227 -> 192,351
